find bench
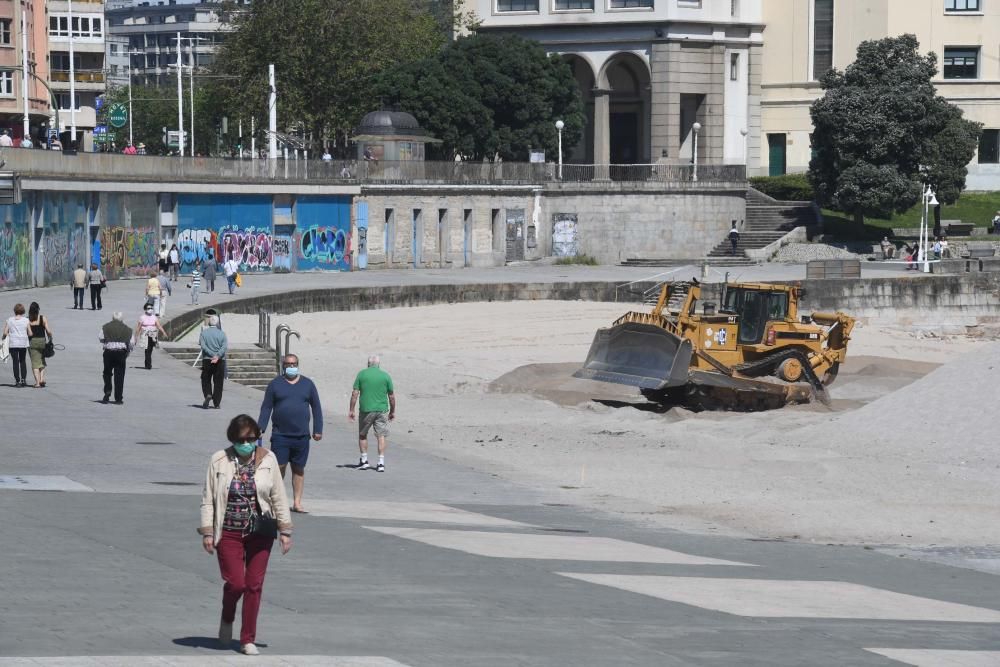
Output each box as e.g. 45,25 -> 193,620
967,246 -> 995,259
945,222 -> 976,236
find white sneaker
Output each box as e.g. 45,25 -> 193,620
357,459 -> 370,470
218,619 -> 232,646
241,643 -> 260,655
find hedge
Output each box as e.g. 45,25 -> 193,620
749,174 -> 814,202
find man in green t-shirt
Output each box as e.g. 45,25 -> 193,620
348,354 -> 396,472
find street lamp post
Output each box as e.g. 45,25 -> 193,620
68,0 -> 76,144
692,121 -> 702,182
740,127 -> 749,171
921,186 -> 939,273
555,119 -> 564,180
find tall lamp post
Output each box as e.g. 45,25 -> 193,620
555,119 -> 564,180
692,121 -> 701,182
920,186 -> 938,273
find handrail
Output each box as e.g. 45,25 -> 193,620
257,309 -> 271,349
274,324 -> 290,373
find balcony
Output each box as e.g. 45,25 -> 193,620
50,69 -> 105,84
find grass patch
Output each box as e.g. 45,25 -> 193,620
554,254 -> 599,266
822,191 -> 1000,239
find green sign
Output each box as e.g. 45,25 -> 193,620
108,103 -> 128,129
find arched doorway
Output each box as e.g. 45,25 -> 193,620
599,53 -> 651,165
561,54 -> 595,164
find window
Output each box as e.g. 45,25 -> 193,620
979,129 -> 999,163
0,72 -> 12,96
730,53 -> 740,80
677,0 -> 701,6
49,14 -> 103,38
55,93 -> 81,110
0,19 -> 10,46
497,0 -> 538,10
812,0 -> 834,80
51,54 -> 82,71
945,0 -> 980,10
555,0 -> 594,8
611,0 -> 653,6
943,47 -> 979,78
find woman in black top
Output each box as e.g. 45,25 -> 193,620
27,302 -> 52,387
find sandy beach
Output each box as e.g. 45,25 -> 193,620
193,300 -> 999,547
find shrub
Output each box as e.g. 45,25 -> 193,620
749,174 -> 814,202
554,254 -> 598,265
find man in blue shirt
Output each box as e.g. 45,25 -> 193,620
258,354 -> 323,513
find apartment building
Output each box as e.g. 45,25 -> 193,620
47,0 -> 106,148
761,0 -> 1000,189
472,0 -> 764,168
0,0 -> 49,143
105,0 -> 243,88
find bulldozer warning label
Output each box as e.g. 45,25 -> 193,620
717,329 -> 728,345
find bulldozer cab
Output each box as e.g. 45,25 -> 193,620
722,286 -> 791,345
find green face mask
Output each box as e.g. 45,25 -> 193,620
233,442 -> 256,457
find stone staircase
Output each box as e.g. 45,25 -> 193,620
162,345 -> 277,391
705,189 -> 817,263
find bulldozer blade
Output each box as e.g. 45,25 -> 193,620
573,322 -> 693,390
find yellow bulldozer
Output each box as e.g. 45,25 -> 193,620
574,280 -> 855,411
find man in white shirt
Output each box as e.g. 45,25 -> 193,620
0,131 -> 13,147
224,257 -> 240,294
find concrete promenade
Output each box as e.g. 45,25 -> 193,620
1,265 -> 999,666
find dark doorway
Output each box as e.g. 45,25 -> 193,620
611,112 -> 640,165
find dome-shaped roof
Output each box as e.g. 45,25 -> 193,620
357,110 -> 422,133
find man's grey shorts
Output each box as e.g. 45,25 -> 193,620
359,411 -> 390,437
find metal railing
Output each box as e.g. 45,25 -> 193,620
257,310 -> 271,350
273,324 -> 300,374
50,70 -> 106,84
7,150 -> 746,186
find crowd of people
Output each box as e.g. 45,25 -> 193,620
2,261 -> 398,656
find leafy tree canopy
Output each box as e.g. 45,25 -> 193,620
809,34 -> 981,227
376,34 -> 585,161
214,0 -> 447,151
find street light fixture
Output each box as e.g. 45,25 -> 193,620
921,186 -> 939,273
555,119 -> 564,180
692,121 -> 702,182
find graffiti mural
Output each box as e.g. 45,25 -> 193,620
295,195 -> 352,272
101,227 -> 158,279
272,235 -> 293,273
177,228 -> 219,274
42,226 -> 87,286
0,213 -> 32,291
552,213 -> 579,257
221,226 -> 272,272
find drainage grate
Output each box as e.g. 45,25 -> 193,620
136,441 -> 175,446
151,481 -> 199,486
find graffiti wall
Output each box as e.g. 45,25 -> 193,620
0,201 -> 33,291
272,235 -> 293,273
552,213 -> 579,257
295,196 -> 352,272
40,193 -> 89,286
100,193 -> 160,279
177,195 -> 273,273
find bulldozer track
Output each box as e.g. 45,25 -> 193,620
733,348 -> 829,403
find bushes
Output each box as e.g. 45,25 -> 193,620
554,254 -> 599,265
749,174 -> 814,202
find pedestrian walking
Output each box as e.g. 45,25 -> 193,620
26,302 -> 52,388
145,270 -> 162,314
257,354 -> 323,513
204,254 -> 217,293
158,243 -> 169,273
99,312 -> 133,404
728,222 -> 740,256
157,269 -> 173,318
2,303 -> 30,387
71,264 -> 87,309
135,303 -> 167,370
0,130 -> 13,147
199,315 -> 228,409
348,354 -> 396,472
169,244 -> 180,281
20,135 -> 32,149
224,256 -> 240,295
199,414 -> 292,656
189,260 -> 203,305
87,263 -> 105,310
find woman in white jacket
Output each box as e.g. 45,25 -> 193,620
200,414 -> 293,656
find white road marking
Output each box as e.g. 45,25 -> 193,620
558,574 -> 1000,622
0,475 -> 93,492
864,649 -> 1000,666
0,657 -> 412,666
365,526 -> 754,565
308,500 -> 530,527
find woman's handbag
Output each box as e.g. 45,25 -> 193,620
251,512 -> 278,539
43,337 -> 55,358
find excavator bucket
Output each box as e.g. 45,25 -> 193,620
573,322 -> 693,390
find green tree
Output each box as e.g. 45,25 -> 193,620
214,0 -> 445,153
376,34 -> 584,161
921,103 -> 981,236
809,34 -> 980,232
